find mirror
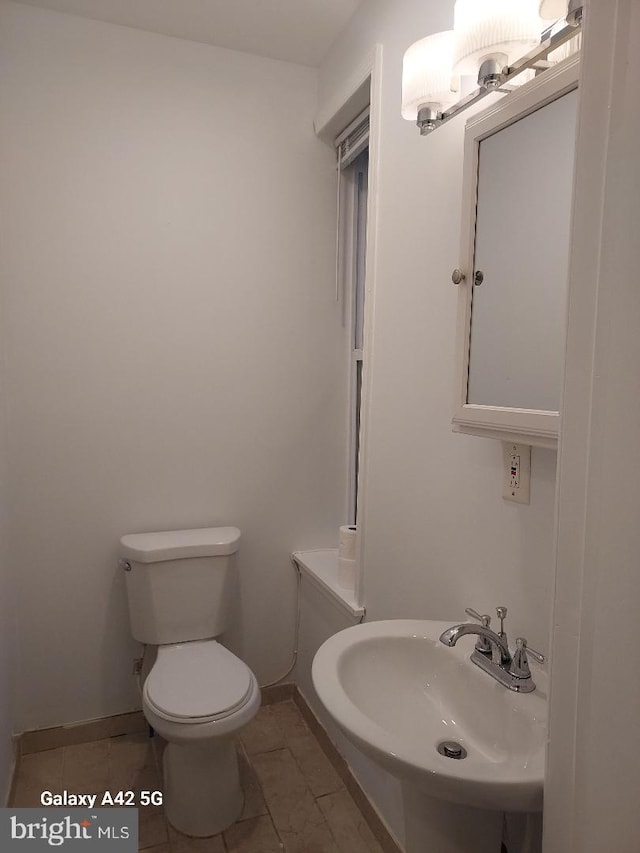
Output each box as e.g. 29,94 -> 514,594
468,89 -> 578,411
453,57 -> 579,448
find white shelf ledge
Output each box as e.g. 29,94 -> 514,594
292,549 -> 364,620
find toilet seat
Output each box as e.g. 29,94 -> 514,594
144,639 -> 253,724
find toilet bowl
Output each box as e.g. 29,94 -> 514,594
142,640 -> 260,837
120,526 -> 260,837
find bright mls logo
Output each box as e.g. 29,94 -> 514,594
1,809 -> 137,850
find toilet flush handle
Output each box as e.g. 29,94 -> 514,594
119,558 -> 132,572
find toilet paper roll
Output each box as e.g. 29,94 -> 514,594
338,525 -> 357,561
338,557 -> 356,590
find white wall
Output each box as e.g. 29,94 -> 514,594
321,0 -> 557,699
311,0 -> 559,846
0,0 -> 347,732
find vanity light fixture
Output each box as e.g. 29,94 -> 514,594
453,0 -> 542,90
401,0 -> 583,135
540,0 -> 583,27
401,31 -> 459,135
539,0 -> 567,16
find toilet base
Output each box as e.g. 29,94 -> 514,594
163,738 -> 244,837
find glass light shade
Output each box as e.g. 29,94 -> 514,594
539,0 -> 569,19
401,31 -> 458,121
453,0 -> 543,75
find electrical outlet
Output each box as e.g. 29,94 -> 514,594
503,443 -> 531,504
132,657 -> 143,676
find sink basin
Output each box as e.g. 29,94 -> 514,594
312,619 -> 547,812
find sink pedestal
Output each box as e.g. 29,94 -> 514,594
402,783 -> 503,853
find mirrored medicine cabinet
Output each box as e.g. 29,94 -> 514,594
452,56 -> 580,449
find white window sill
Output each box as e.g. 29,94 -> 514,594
292,549 -> 364,620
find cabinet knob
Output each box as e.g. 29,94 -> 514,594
451,268 -> 466,285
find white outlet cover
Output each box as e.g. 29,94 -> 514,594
502,443 -> 531,504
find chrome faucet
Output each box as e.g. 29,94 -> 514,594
440,607 -> 544,693
440,621 -> 512,665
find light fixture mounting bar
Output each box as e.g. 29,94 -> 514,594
431,18 -> 582,134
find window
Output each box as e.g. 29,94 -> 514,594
336,112 -> 369,525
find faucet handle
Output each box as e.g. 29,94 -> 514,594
510,637 -> 545,679
496,606 -> 508,645
465,607 -> 491,626
464,608 -> 492,655
518,639 -> 545,663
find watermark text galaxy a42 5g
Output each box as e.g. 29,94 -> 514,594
40,791 -> 163,809
1,807 -> 145,850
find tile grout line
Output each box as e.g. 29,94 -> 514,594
60,745 -> 66,802
237,739 -> 270,830
293,691 -> 402,853
237,704 -> 292,850
244,702 -> 349,853
277,733 -> 344,852
241,740 -> 288,852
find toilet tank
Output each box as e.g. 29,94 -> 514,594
120,527 -> 240,645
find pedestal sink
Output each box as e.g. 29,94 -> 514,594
312,620 -> 547,852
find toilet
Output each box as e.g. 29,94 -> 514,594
120,526 -> 260,838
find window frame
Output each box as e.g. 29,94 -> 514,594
338,150 -> 368,524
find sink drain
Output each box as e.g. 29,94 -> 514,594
437,740 -> 467,760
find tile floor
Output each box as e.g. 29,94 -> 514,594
11,700 -> 384,853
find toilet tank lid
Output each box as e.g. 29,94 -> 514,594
120,526 -> 240,563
